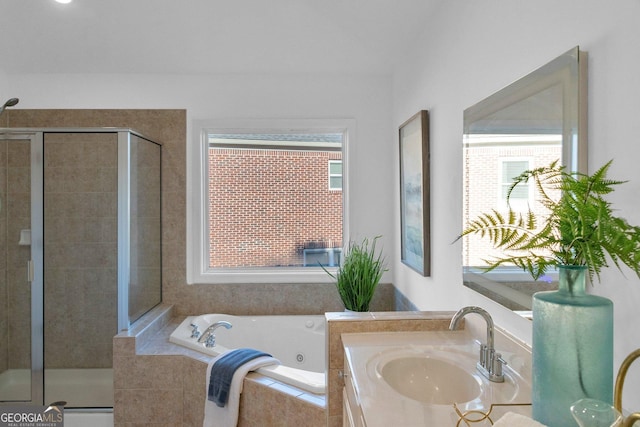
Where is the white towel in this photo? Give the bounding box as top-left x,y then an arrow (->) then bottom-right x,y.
492,412 -> 547,427
203,352 -> 280,427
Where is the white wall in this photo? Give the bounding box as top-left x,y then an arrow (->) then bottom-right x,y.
0,72 -> 7,99
392,0 -> 640,410
0,71 -> 11,114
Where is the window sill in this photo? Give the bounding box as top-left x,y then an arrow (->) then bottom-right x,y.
187,267 -> 338,285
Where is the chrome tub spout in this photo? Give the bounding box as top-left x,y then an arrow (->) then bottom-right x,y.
197,320 -> 232,348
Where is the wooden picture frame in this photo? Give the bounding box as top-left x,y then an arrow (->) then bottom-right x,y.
399,110 -> 430,276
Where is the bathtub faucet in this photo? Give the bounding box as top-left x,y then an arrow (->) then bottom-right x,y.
449,306 -> 506,383
197,321 -> 232,348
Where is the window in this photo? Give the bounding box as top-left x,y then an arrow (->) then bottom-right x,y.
500,159 -> 531,207
187,119 -> 353,284
328,160 -> 342,191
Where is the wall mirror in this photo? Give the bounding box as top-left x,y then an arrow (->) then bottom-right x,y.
462,47 -> 587,314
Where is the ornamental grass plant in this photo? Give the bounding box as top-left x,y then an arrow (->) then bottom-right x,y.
323,236 -> 387,312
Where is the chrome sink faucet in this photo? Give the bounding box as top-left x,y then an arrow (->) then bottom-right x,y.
197,320 -> 232,348
449,306 -> 506,383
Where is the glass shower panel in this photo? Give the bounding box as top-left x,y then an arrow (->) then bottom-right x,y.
43,132 -> 117,408
0,138 -> 32,402
128,135 -> 162,324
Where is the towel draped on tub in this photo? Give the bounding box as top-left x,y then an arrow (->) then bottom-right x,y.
204,348 -> 280,427
209,348 -> 273,407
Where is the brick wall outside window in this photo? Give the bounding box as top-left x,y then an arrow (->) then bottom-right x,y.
463,145 -> 560,266
208,147 -> 343,268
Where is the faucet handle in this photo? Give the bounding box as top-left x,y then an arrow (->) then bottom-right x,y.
479,343 -> 489,368
492,353 -> 507,378
203,334 -> 216,348
189,323 -> 201,339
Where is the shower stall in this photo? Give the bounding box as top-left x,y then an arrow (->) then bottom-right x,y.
0,128 -> 162,408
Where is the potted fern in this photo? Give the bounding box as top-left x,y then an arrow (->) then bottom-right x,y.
323,236 -> 387,312
458,159 -> 640,426
459,159 -> 640,281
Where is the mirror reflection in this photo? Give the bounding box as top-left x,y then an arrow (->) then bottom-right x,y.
462,47 -> 587,313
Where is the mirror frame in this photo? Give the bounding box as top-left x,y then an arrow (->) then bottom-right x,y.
462,47 -> 588,314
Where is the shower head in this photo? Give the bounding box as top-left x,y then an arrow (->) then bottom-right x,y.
0,98 -> 19,115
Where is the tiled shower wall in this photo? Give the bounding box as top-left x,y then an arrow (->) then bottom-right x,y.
43,132 -> 119,368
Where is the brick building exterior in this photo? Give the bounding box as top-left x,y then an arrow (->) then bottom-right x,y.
208,147 -> 343,268
463,144 -> 561,266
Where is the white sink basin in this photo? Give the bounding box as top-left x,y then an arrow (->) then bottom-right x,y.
379,355 -> 481,404
342,329 -> 532,427
367,346 -> 521,407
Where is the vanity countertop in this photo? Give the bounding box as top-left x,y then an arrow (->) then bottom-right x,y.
342,329 -> 533,426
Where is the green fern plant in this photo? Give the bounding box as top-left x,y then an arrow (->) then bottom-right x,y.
458,160 -> 640,282
322,236 -> 387,312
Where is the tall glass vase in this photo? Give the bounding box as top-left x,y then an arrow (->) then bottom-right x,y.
532,265 -> 614,427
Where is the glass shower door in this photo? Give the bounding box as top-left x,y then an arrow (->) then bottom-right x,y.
0,132 -> 43,404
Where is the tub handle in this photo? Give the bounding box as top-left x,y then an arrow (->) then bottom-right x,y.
203,334 -> 217,348
189,323 -> 201,339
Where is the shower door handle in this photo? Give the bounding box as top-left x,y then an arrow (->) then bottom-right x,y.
27,260 -> 34,282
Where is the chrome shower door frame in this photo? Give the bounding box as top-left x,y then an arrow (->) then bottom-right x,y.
30,131 -> 44,406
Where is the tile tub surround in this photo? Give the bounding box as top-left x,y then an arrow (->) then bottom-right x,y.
325,311 -> 456,427
113,304 -> 325,427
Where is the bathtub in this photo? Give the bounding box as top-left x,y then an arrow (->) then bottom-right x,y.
169,314 -> 326,394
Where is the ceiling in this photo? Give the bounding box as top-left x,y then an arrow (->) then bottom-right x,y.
0,0 -> 442,75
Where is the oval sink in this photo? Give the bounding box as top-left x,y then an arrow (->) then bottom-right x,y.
379,356 -> 481,405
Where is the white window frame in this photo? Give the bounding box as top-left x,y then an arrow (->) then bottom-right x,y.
328,160 -> 343,191
498,157 -> 532,210
187,118 -> 353,284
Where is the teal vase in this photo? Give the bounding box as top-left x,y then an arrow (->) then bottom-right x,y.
532,265 -> 613,427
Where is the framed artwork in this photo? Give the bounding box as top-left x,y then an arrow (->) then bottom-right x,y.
399,110 -> 430,276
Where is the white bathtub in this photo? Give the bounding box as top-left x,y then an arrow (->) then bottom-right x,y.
169,314 -> 326,394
